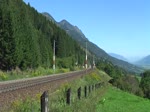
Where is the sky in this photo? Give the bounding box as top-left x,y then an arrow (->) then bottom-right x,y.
23,0 -> 150,61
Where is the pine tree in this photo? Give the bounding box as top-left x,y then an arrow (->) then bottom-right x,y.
0,6 -> 15,70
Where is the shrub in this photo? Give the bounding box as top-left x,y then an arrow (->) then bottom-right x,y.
10,97 -> 40,112
111,75 -> 142,96
0,71 -> 8,81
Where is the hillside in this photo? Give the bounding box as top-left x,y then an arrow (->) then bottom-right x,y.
42,12 -> 56,22
58,19 -> 143,74
58,20 -> 88,42
0,0 -> 85,70
97,87 -> 150,112
42,12 -> 143,74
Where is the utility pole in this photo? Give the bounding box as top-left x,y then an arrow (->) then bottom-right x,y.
93,55 -> 95,68
53,40 -> 55,73
85,41 -> 88,69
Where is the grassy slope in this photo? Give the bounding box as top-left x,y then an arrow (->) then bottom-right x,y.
4,69 -> 150,112
96,87 -> 150,112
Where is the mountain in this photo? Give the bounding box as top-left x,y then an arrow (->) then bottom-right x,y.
42,12 -> 143,74
57,19 -> 111,57
42,12 -> 56,22
109,53 -> 128,62
58,20 -> 88,42
135,55 -> 150,69
57,19 -> 142,73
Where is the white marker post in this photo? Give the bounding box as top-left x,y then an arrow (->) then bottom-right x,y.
53,40 -> 55,73
93,55 -> 95,68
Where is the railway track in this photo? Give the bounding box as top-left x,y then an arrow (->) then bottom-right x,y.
0,69 -> 92,94
0,69 -> 93,111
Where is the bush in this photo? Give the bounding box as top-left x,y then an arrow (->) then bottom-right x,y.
69,66 -> 75,71
0,71 -> 8,81
84,71 -> 101,84
10,97 -> 40,112
111,75 -> 142,96
58,68 -> 69,73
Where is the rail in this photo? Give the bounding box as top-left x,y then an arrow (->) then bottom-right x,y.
0,69 -> 93,94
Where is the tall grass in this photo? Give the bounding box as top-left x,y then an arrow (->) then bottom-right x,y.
3,95 -> 41,112
0,67 -> 71,81
48,69 -> 106,112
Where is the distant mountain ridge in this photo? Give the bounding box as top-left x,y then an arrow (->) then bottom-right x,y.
135,55 -> 150,68
109,53 -> 128,62
42,12 -> 143,73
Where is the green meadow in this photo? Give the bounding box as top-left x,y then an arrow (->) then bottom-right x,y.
96,87 -> 150,112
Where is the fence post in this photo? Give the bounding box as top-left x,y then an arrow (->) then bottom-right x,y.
84,86 -> 87,98
78,87 -> 81,100
99,83 -> 101,88
89,85 -> 91,93
95,84 -> 97,89
41,91 -> 49,112
92,85 -> 94,91
66,88 -> 71,105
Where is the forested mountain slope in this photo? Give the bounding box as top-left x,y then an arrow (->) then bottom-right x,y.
42,13 -> 143,74
57,20 -> 143,73
0,0 -> 85,70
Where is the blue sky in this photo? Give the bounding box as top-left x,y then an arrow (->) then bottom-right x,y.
23,0 -> 150,60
